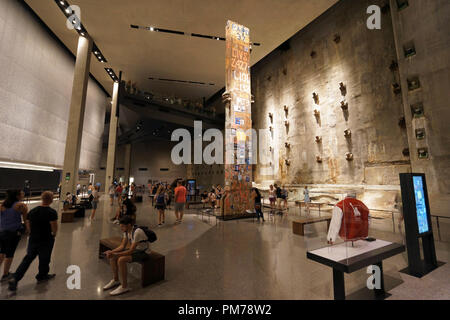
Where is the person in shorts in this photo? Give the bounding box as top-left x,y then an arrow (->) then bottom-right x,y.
0,190 -> 28,282
103,216 -> 149,296
268,184 -> 276,213
174,180 -> 187,224
90,186 -> 100,221
155,185 -> 167,226
108,183 -> 115,206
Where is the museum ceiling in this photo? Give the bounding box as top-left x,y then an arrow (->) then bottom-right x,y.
24,0 -> 337,100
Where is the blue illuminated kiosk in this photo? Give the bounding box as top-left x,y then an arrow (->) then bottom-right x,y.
399,173 -> 442,277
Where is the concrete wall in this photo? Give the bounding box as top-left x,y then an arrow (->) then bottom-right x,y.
251,0 -> 412,208
0,0 -> 106,171
97,140 -> 187,186
390,0 -> 450,216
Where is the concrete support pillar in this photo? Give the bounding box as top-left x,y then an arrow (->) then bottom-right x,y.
61,36 -> 92,198
105,81 -> 119,189
123,143 -> 132,184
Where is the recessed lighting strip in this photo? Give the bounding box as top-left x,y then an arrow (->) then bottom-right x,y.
105,68 -> 119,83
54,0 -> 108,63
0,161 -> 58,172
148,77 -> 215,86
131,24 -> 261,46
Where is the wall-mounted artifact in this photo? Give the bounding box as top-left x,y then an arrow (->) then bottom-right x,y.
389,60 -> 399,72
269,126 -> 273,132
285,142 -> 291,149
340,101 -> 348,111
314,109 -> 321,117
402,148 -> 410,157
333,34 -> 341,44
392,83 -> 402,95
285,159 -> 291,166
415,128 -> 425,140
284,120 -> 289,127
282,68 -> 287,76
315,136 -> 322,143
404,42 -> 416,58
339,82 -> 347,96
398,116 -> 406,129
269,146 -> 273,152
268,112 -> 273,122
313,92 -> 320,104
396,0 -> 409,11
418,148 -> 429,159
407,77 -> 421,91
284,105 -> 289,113
345,152 -> 354,161
310,51 -> 317,58
316,155 -> 323,163
344,129 -> 352,138
411,103 -> 424,118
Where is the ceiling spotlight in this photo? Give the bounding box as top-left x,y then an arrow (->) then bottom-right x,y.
94,51 -> 98,54
72,19 -> 76,24
59,1 -> 65,5
76,25 -> 82,30
150,27 -> 154,31
65,8 -> 71,14
80,32 -> 85,36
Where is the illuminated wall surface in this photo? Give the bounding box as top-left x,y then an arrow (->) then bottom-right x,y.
0,0 -> 106,171
224,20 -> 252,215
251,0 -> 450,216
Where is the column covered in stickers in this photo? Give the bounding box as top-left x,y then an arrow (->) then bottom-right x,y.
224,20 -> 252,216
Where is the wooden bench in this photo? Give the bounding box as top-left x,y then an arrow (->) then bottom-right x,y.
61,209 -> 76,223
295,201 -> 327,216
292,216 -> 332,236
99,237 -> 165,287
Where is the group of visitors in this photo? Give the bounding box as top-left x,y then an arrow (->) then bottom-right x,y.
154,180 -> 187,226
268,184 -> 288,213
0,190 -> 57,292
200,185 -> 223,208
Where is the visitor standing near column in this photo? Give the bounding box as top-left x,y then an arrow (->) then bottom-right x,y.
303,186 -> 311,216
251,188 -> 264,222
9,191 -> 57,292
155,185 -> 167,226
281,185 -> 288,210
274,184 -> 282,213
0,190 -> 28,282
90,186 -> 100,221
76,183 -> 81,197
268,185 -> 276,213
174,180 -> 187,224
108,183 -> 115,206
115,183 -> 123,206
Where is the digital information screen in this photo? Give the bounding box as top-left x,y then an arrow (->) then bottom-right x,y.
413,175 -> 430,234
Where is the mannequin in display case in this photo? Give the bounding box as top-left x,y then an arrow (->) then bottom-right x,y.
327,192 -> 369,245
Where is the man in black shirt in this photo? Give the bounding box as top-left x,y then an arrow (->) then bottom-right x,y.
9,191 -> 58,292
274,184 -> 283,213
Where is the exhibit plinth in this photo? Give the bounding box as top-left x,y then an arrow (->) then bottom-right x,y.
307,239 -> 405,300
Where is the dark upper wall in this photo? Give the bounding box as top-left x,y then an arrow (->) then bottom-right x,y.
251,0 -> 410,186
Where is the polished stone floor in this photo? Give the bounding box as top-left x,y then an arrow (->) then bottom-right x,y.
1,196 -> 449,300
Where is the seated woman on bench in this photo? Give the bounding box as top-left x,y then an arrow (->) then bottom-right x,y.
111,195 -> 136,224
103,216 -> 149,296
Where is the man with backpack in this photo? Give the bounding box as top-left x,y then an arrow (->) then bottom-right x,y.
103,216 -> 156,296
